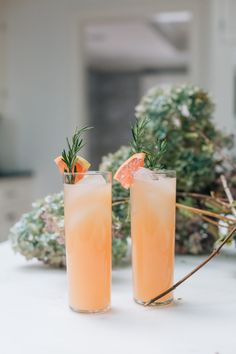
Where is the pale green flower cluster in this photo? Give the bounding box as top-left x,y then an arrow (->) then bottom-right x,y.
10,192 -> 66,267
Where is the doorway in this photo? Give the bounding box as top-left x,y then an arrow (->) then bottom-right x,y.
83,14 -> 191,167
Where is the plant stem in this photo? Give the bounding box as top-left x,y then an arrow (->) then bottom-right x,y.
176,203 -> 236,223
112,198 -> 129,207
144,225 -> 236,306
177,191 -> 228,206
220,174 -> 236,217
177,192 -> 214,200
200,215 -> 227,228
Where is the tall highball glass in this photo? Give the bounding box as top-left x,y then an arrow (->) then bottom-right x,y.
64,171 -> 112,313
130,170 -> 176,306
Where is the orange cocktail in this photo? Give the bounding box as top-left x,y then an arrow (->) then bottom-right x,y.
64,172 -> 112,313
130,169 -> 176,305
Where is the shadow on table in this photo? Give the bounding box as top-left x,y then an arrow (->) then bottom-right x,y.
14,262 -> 65,274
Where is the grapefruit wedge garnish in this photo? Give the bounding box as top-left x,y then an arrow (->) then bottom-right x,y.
54,155 -> 90,183
114,152 -> 145,189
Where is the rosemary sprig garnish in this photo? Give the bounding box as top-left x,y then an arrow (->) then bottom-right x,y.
62,126 -> 92,173
145,139 -> 167,169
130,117 -> 149,154
130,117 -> 167,169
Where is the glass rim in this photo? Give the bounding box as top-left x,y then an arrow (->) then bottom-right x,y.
151,169 -> 176,175
133,169 -> 176,179
63,171 -> 111,176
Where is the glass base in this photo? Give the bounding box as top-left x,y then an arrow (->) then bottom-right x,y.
134,297 -> 173,307
69,304 -> 110,314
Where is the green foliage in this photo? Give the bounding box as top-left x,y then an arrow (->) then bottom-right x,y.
100,84 -> 235,254
135,84 -> 233,192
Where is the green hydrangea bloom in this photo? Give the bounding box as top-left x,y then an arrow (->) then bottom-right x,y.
100,84 -> 234,254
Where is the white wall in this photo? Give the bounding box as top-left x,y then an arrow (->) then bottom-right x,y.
0,0 -> 7,116
4,0 -> 79,198
207,0 -> 236,137
2,0 -> 235,200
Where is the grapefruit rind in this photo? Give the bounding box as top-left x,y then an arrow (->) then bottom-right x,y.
114,152 -> 145,189
54,155 -> 91,183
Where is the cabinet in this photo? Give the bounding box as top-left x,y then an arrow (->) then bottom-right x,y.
0,177 -> 33,242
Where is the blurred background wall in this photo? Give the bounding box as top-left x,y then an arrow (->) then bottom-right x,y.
0,0 -> 236,203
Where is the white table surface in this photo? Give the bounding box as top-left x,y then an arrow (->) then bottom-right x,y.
0,241 -> 236,354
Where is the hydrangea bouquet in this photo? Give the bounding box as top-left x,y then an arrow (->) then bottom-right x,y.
9,84 -> 236,267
